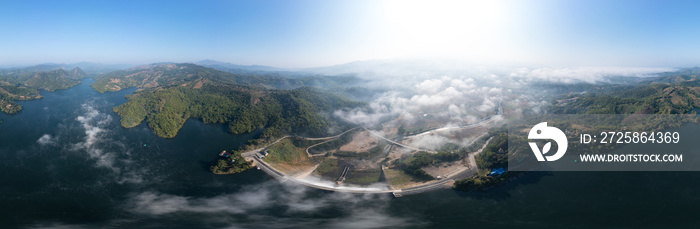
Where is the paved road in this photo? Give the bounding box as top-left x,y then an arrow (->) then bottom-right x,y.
252,156 -> 287,181
368,100 -> 502,153
406,98 -> 502,138
390,136 -> 495,195
450,136 -> 493,180
243,127 -> 360,158
299,127 -> 359,141
305,138 -> 335,157
239,103 -> 502,196
406,114 -> 501,138
247,136 -> 496,196
398,178 -> 453,195
241,136 -> 290,158
252,156 -> 399,193
468,136 -> 493,169
365,128 -> 437,153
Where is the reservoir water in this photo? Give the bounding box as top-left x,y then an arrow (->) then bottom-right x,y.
2,79 -> 700,228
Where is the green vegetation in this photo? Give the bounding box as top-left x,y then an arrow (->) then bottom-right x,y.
334,150 -> 379,159
289,137 -> 326,148
0,66 -> 85,114
91,63 -> 238,93
314,158 -> 340,178
454,133 -> 518,192
390,148 -> 462,181
395,152 -> 436,181
0,94 -> 22,114
453,71 -> 700,192
91,63 -> 364,93
384,168 -> 411,187
1,68 -> 85,91
313,158 -> 382,185
453,171 -> 520,191
549,81 -> 700,115
264,138 -> 308,164
210,151 -> 252,174
95,63 -> 362,138
97,64 -> 370,175
344,169 -> 382,185
113,84 -> 360,138
332,139 -> 387,159
399,126 -> 431,136
22,69 -> 83,91
475,133 -> 508,170
308,128 -> 361,154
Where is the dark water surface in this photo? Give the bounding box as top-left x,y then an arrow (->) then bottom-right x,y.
1,79 -> 700,228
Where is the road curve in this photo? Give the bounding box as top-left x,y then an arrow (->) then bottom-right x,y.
240,117 -> 498,195
364,128 -> 437,153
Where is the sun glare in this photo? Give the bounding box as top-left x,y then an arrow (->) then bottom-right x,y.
377,0 -> 507,60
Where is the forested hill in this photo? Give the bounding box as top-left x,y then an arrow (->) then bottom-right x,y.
20,68 -> 86,91
95,63 -> 364,138
547,68 -> 700,115
0,67 -> 86,91
91,63 -> 363,93
0,66 -> 86,114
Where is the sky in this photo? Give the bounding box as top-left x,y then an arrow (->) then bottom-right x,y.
1,0 -> 700,68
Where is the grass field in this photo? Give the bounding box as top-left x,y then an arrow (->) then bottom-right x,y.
385,168 -> 416,189
264,138 -> 308,164
344,169 -> 382,185
313,158 -> 340,179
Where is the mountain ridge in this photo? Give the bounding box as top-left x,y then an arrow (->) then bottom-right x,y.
0,66 -> 88,114
93,62 -> 363,138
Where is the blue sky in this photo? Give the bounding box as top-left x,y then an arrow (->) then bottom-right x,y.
1,0 -> 699,68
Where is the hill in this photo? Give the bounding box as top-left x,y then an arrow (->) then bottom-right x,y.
91,63 -> 364,93
17,68 -> 85,91
0,66 -> 87,114
94,63 -> 364,138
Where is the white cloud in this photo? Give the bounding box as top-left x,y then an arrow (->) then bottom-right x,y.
334,71 -> 507,128
489,87 -> 502,94
407,134 -> 453,151
333,64 -> 665,133
477,97 -> 496,112
450,78 -> 475,90
37,134 -> 55,145
69,103 -> 144,184
125,181 -> 423,229
415,79 -> 443,94
72,104 -> 115,170
511,67 -> 673,83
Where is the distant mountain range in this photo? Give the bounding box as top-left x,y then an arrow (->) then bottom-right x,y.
91,63 -> 364,93
195,59 -> 285,72
1,62 -> 133,76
